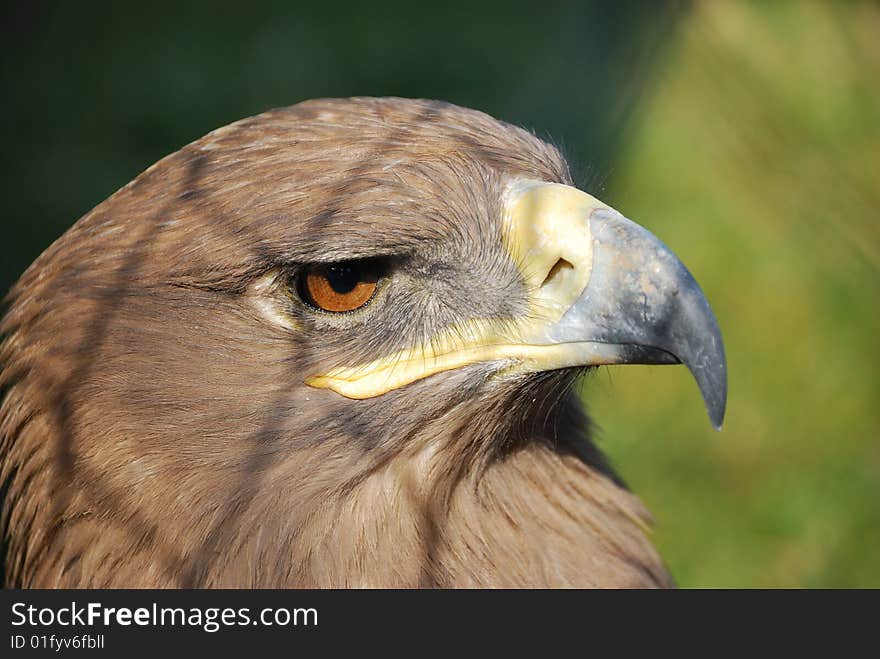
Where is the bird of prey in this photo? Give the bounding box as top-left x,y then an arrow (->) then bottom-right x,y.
0,97 -> 725,588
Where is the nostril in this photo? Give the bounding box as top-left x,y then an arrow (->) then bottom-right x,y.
541,258 -> 574,288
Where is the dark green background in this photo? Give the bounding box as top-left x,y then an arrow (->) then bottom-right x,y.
2,1 -> 878,586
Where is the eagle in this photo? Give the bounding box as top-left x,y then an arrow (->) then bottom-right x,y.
0,97 -> 725,588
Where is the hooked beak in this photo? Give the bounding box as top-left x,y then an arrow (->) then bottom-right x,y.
542,204 -> 727,428
502,180 -> 727,428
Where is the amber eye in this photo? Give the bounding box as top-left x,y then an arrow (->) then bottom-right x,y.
296,261 -> 381,313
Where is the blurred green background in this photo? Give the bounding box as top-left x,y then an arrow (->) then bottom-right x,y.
1,1 -> 877,586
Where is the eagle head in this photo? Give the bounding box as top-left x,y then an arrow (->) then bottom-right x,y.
0,98 -> 725,587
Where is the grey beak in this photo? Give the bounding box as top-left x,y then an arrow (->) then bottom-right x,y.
547,208 -> 728,429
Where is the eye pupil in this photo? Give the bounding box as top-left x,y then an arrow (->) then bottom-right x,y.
326,266 -> 359,294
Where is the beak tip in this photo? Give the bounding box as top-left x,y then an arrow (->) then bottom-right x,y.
700,364 -> 727,431
686,339 -> 727,431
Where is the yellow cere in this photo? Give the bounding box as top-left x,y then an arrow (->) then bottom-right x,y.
306,181 -> 610,399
